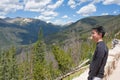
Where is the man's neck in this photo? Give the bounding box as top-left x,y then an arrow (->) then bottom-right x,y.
97,38 -> 103,43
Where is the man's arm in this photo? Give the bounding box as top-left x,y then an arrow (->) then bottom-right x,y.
89,46 -> 105,78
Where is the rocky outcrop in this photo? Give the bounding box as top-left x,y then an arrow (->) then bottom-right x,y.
103,40 -> 120,80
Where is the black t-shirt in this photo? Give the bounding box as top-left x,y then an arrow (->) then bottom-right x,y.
88,41 -> 108,80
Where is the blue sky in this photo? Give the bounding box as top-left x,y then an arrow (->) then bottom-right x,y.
0,0 -> 120,25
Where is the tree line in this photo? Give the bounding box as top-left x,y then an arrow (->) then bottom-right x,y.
0,28 -> 106,80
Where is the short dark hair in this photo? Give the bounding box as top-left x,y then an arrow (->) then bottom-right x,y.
92,26 -> 105,37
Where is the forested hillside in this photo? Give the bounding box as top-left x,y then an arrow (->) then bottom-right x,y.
0,17 -> 61,48
0,14 -> 120,80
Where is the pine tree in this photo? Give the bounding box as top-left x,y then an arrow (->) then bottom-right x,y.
23,52 -> 31,80
0,47 -> 19,80
32,27 -> 52,80
9,47 -> 19,80
0,50 -> 4,80
52,45 -> 73,74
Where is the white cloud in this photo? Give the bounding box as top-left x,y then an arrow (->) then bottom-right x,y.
0,0 -> 23,16
68,0 -> 88,9
41,11 -> 58,17
47,0 -> 64,9
62,15 -> 68,18
25,0 -> 64,22
0,12 -> 6,16
77,4 -> 96,16
24,0 -> 63,12
103,0 -> 120,5
91,0 -> 120,5
24,0 -> 51,12
68,0 -> 76,8
91,0 -> 102,4
48,19 -> 68,25
113,10 -> 120,14
66,20 -> 74,25
49,19 -> 65,25
35,15 -> 54,21
101,13 -> 109,15
0,15 -> 5,19
113,11 -> 117,14
48,19 -> 74,26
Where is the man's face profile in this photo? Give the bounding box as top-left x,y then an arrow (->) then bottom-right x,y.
91,29 -> 101,42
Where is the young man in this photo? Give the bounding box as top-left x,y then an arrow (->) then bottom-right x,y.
88,26 -> 108,80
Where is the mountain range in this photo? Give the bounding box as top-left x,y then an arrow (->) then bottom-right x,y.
0,14 -> 120,48
45,14 -> 120,45
0,17 -> 61,48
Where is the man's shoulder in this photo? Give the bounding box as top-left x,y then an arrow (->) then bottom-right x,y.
97,42 -> 108,52
97,41 -> 106,48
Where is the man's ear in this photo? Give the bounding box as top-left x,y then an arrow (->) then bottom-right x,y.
99,33 -> 102,37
